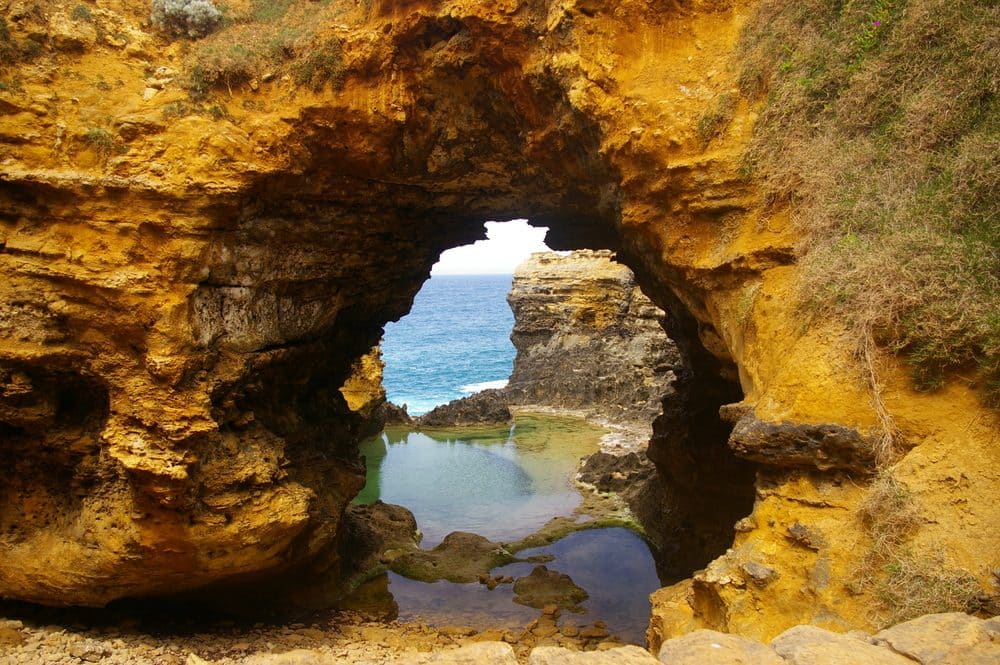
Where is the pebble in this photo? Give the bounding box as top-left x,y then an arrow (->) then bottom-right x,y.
579,627 -> 610,639
560,624 -> 579,638
0,608 -> 629,665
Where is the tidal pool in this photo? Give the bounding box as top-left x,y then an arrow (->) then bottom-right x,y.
347,413 -> 664,644
355,414 -> 606,546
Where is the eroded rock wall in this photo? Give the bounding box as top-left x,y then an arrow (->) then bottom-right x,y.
0,0 -> 996,641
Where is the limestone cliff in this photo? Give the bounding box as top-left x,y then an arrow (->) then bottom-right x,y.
417,249 -> 683,431
506,250 -> 680,427
0,0 -> 996,643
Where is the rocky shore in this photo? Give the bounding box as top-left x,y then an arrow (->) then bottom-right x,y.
0,604 -> 635,665
2,611 -> 996,665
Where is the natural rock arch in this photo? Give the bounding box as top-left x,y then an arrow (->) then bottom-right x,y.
1,0 -> 996,641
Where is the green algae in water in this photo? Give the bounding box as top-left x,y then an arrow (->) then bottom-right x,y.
355,414 -> 606,547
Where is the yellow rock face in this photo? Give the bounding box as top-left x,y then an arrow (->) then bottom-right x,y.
0,0 -> 996,640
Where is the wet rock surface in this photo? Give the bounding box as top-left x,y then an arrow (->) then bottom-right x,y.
577,452 -> 655,494
338,501 -> 422,585
380,402 -> 415,426
389,532 -> 520,585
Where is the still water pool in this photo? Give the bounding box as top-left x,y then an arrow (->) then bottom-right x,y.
356,414 -> 605,546
347,413 -> 664,644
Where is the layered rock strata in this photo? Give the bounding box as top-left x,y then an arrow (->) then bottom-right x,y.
505,250 -> 681,427
0,0 -> 996,643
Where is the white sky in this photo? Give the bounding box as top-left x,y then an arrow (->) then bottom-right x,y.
431,220 -> 554,275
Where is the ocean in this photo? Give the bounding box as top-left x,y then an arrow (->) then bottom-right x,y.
380,274 -> 516,415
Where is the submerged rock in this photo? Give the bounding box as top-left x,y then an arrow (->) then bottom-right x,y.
389,532 -> 518,584
512,565 -> 588,611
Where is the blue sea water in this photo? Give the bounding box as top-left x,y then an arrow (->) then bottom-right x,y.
381,274 -> 516,415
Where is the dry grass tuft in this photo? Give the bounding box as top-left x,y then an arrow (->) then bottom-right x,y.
736,0 -> 1000,408
857,471 -> 922,558
875,555 -> 982,626
854,470 -> 986,627
183,0 -> 355,98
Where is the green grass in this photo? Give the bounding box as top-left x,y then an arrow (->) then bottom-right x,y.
184,0 -> 349,98
250,0 -> 296,22
736,0 -> 1000,406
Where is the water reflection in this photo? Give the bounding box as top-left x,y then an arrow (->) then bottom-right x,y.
348,414 -> 663,645
355,414 -> 604,546
339,527 -> 660,644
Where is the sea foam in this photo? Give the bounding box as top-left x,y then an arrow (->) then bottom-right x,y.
459,379 -> 509,394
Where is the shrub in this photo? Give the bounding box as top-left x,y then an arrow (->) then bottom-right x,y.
292,37 -> 345,91
84,127 -> 125,160
71,5 -> 94,22
735,0 -> 1000,407
0,16 -> 43,66
151,0 -> 223,39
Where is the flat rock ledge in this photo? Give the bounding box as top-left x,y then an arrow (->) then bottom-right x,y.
0,612 -> 996,664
